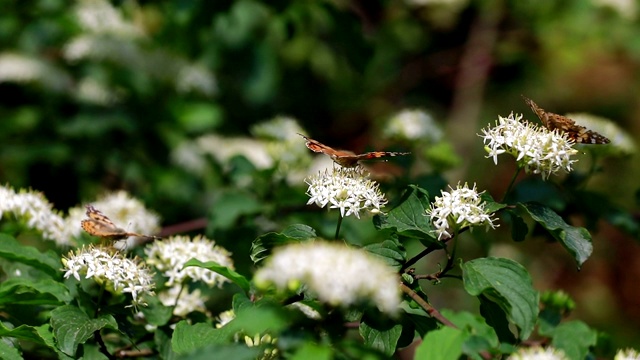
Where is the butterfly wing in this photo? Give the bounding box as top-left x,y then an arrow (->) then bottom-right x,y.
522,95 -> 610,144
82,205 -> 160,240
298,133 -> 361,167
351,151 -> 412,162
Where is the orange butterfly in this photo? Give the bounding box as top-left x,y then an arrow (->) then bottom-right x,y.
522,95 -> 610,144
298,133 -> 410,168
81,205 -> 161,241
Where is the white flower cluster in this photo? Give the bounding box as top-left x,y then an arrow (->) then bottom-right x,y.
0,185 -> 68,245
305,166 -> 387,218
254,241 -> 401,315
0,53 -> 71,92
244,333 -> 278,360
480,113 -> 579,180
426,183 -> 498,240
252,117 -> 313,183
384,109 -> 443,143
157,286 -> 208,317
144,235 -> 234,287
616,348 -> 640,360
62,245 -> 155,307
508,346 -> 568,360
65,190 -> 161,248
64,0 -> 216,98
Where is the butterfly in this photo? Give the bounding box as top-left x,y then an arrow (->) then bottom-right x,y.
298,133 -> 410,168
522,95 -> 610,144
81,205 -> 161,241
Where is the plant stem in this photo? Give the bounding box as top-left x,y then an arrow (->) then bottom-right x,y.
399,283 -> 457,328
334,213 -> 343,240
501,167 -> 522,202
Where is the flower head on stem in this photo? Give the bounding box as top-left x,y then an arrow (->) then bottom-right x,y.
426,182 -> 498,241
254,240 -> 401,315
305,166 -> 387,219
62,245 -> 155,307
508,346 -> 568,360
479,113 -> 579,180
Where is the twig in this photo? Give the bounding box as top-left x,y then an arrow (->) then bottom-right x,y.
399,283 -> 457,328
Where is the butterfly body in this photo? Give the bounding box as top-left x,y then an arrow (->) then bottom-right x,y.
81,205 -> 160,240
522,95 -> 610,144
298,133 -> 410,167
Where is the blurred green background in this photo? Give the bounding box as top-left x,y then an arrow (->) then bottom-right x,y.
1,0 -> 639,351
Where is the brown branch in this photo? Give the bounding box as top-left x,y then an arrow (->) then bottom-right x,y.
399,283 -> 457,328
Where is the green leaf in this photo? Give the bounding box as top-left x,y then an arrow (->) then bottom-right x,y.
35,324 -> 74,360
184,259 -> 250,293
290,342 -> 333,360
375,185 -> 436,244
551,321 -> 598,360
210,190 -> 262,230
363,238 -> 406,271
172,321 -> 228,354
479,296 -> 516,344
232,293 -> 254,313
0,322 -> 43,344
440,309 -> 499,349
415,327 -> 468,360
518,202 -> 593,268
250,225 -> 313,263
506,210 -> 528,242
462,257 -> 539,340
50,305 -> 118,357
400,301 -> 439,337
480,192 -> 508,215
138,296 -> 174,327
0,278 -> 71,305
0,340 -> 22,360
183,344 -> 260,360
173,102 -> 223,133
155,328 -> 177,360
359,315 -> 403,357
227,304 -> 289,336
281,224 -> 317,239
0,235 -> 61,277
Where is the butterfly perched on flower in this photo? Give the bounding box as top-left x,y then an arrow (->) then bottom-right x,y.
81,205 -> 161,241
522,95 -> 610,144
298,133 -> 410,168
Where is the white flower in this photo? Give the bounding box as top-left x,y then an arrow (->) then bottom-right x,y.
305,166 -> 387,219
384,109 -> 443,143
196,134 -> 273,170
175,63 -> 217,96
145,235 -> 234,287
251,117 -> 313,183
64,190 -> 160,248
508,346 -> 569,360
616,348 -> 640,360
480,113 -> 579,180
254,241 -> 401,315
62,245 -> 155,307
158,286 -> 208,317
0,53 -> 71,92
215,309 -> 236,328
426,182 -> 498,240
74,0 -> 143,38
287,302 -> 322,320
0,185 -> 68,245
75,77 -> 121,105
